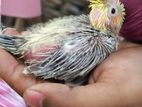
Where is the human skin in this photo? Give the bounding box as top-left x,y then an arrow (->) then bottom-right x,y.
0,29 -> 142,107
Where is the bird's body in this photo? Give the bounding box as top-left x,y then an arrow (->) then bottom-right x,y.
0,15 -> 118,84
0,0 -> 125,84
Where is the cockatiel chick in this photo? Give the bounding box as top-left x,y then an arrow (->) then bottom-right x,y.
0,0 -> 125,85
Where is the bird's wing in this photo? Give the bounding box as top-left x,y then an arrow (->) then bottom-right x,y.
19,15 -> 92,54
25,30 -> 118,84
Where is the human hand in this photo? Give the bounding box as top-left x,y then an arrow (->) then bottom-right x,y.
1,29 -> 142,107
22,42 -> 142,107
0,28 -> 40,95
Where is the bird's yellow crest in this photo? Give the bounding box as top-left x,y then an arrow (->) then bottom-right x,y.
89,0 -> 125,34
90,0 -> 104,8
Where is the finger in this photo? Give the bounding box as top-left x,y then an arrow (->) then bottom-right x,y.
3,28 -> 20,35
24,83 -> 71,107
0,49 -> 38,95
23,81 -> 128,107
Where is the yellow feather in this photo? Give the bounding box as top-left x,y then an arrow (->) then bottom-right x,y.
89,0 -> 125,34
89,0 -> 104,9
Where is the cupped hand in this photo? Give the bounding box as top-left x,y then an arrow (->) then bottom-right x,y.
23,42 -> 142,107
1,29 -> 142,107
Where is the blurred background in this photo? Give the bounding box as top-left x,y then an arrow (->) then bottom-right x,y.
1,0 -> 89,32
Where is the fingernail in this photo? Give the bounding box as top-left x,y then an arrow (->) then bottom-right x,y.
24,90 -> 43,107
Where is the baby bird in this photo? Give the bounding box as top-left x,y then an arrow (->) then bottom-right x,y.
0,0 -> 125,85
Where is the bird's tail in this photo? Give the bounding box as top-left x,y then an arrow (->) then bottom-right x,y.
0,34 -> 26,55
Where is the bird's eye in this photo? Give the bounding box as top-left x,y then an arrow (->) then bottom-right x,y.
111,8 -> 116,14
108,5 -> 117,16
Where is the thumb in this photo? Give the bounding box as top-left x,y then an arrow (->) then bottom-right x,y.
23,83 -> 71,107
23,82 -> 124,107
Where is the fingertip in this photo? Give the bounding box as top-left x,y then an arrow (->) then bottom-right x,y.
24,89 -> 44,107
2,28 -> 19,35
24,83 -> 71,106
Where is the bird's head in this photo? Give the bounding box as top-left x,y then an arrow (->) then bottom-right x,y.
89,0 -> 125,34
